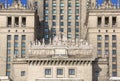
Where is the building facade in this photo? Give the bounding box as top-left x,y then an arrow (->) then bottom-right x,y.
12,35 -> 96,81
0,0 -> 120,81
27,0 -> 91,40
0,0 -> 35,78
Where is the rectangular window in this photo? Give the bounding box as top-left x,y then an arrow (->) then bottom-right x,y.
14,42 -> 18,47
60,22 -> 64,26
68,34 -> 72,39
21,71 -> 26,76
53,15 -> 56,20
7,57 -> 11,62
14,35 -> 18,40
60,3 -> 64,7
68,3 -> 72,7
97,43 -> 101,48
75,28 -> 79,32
112,17 -> 116,26
98,17 -> 101,26
68,9 -> 72,14
76,9 -> 79,14
21,49 -> 25,55
60,15 -> 64,20
76,22 -> 79,26
45,69 -> 51,75
112,50 -> 116,55
97,50 -> 102,54
51,28 -> 56,32
105,43 -> 109,47
21,42 -> 25,47
7,42 -> 11,48
105,35 -> 109,40
6,71 -> 10,76
15,17 -> 19,27
7,35 -> 11,40
112,64 -> 117,69
7,17 -> 12,27
112,43 -> 116,48
112,72 -> 117,77
112,35 -> 116,40
45,2 -> 48,7
60,9 -> 64,14
68,15 -> 72,20
14,49 -> 18,55
60,28 -> 64,32
52,22 -> 56,26
22,17 -> 26,27
105,50 -> 109,55
112,57 -> 116,62
22,35 -> 26,40
105,17 -> 109,25
76,15 -> 79,20
6,64 -> 10,69
68,22 -> 71,26
68,28 -> 71,32
7,49 -> 11,54
45,9 -> 48,14
69,69 -> 75,75
97,35 -> 102,40
75,34 -> 79,38
57,69 -> 63,75
52,3 -> 56,7
52,9 -> 56,14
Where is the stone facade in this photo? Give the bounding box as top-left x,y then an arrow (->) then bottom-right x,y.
12,35 -> 96,81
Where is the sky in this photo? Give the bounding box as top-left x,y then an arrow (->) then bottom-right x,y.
0,0 -> 27,5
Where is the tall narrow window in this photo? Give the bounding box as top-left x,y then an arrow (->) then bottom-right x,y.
7,17 -> 12,27
15,17 -> 19,27
105,17 -> 109,26
98,17 -> 101,26
22,17 -> 26,27
22,35 -> 26,40
112,17 -> 116,26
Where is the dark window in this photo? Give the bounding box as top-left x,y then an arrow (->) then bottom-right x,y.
97,35 -> 102,40
22,17 -> 26,26
21,71 -> 26,76
112,64 -> 117,69
53,15 -> 56,20
14,35 -> 18,40
7,35 -> 11,40
112,72 -> 117,77
60,28 -> 64,32
7,17 -> 12,27
69,69 -> 75,75
112,43 -> 116,48
98,17 -> 101,26
57,69 -> 63,75
60,22 -> 64,26
68,28 -> 71,32
22,35 -> 26,40
112,17 -> 116,26
97,43 -> 101,48
112,35 -> 116,40
45,69 -> 51,75
105,17 -> 109,25
105,35 -> 109,40
52,22 -> 56,26
15,17 -> 19,27
105,43 -> 109,47
112,50 -> 116,55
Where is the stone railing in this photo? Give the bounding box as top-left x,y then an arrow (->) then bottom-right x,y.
36,78 -> 84,81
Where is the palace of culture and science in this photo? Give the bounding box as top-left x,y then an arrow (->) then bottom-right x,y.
0,0 -> 120,81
